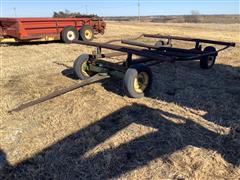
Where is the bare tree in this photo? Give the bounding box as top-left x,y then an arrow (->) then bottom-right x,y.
184,10 -> 201,23
53,9 -> 98,18
191,10 -> 200,16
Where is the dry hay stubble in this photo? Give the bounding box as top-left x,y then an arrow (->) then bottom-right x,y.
0,22 -> 240,179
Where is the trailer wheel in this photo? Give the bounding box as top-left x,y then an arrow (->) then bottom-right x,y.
154,40 -> 165,48
61,26 -> 79,43
123,65 -> 152,98
79,25 -> 94,41
73,54 -> 95,80
200,46 -> 217,69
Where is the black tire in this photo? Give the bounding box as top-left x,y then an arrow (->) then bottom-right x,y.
73,54 -> 95,80
123,65 -> 153,98
61,26 -> 79,43
200,46 -> 217,69
154,40 -> 165,48
79,25 -> 94,41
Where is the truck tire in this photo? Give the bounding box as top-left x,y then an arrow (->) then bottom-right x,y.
123,65 -> 152,98
200,46 -> 217,69
61,26 -> 79,43
73,54 -> 95,80
79,25 -> 94,41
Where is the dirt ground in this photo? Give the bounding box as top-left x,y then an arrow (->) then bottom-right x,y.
1,22 -> 240,179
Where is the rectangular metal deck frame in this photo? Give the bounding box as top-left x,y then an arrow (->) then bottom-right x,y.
143,34 -> 236,47
9,34 -> 236,111
73,33 -> 235,65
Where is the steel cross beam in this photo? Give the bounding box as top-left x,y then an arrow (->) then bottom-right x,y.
72,40 -> 173,62
143,34 -> 236,47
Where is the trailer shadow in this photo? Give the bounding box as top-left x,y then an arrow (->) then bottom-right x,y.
1,103 -> 239,179
100,62 -> 240,128
61,67 -> 125,95
0,40 -> 62,46
148,62 -> 240,128
61,68 -> 79,80
60,62 -> 240,129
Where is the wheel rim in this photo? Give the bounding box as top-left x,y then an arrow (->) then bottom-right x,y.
207,56 -> 215,66
133,72 -> 149,93
81,61 -> 90,77
84,29 -> 93,40
67,31 -> 75,41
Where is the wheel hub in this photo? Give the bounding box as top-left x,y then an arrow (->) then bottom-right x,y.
81,61 -> 90,77
67,31 -> 75,41
208,56 -> 215,66
85,30 -> 93,40
133,72 -> 149,93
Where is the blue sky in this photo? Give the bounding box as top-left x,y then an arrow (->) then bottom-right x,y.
1,0 -> 239,17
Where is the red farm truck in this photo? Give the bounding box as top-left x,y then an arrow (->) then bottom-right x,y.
0,16 -> 106,43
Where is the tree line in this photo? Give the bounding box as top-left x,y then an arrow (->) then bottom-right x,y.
53,9 -> 99,18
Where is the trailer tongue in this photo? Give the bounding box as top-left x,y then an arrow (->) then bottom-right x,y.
9,74 -> 110,113
9,34 -> 235,112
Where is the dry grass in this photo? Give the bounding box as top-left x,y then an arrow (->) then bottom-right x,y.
0,21 -> 240,179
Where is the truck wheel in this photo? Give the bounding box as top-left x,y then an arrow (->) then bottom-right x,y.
79,25 -> 94,41
123,65 -> 152,98
200,46 -> 217,69
61,26 -> 79,43
73,54 -> 95,80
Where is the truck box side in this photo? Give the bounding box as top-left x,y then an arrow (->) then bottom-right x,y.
0,18 -> 21,39
0,17 -> 106,40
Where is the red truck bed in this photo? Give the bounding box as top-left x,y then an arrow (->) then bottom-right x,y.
0,17 -> 106,42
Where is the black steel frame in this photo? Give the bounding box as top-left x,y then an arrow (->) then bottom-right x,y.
72,34 -> 235,70
8,34 -> 236,112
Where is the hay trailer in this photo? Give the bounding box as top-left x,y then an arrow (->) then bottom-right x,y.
0,16 -> 106,43
72,34 -> 235,98
10,34 -> 235,112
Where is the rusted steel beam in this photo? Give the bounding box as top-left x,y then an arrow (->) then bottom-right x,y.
121,40 -> 201,58
121,40 -> 156,49
102,52 -> 127,58
94,60 -> 127,72
143,34 -> 236,47
72,40 -> 173,61
156,46 -> 202,54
